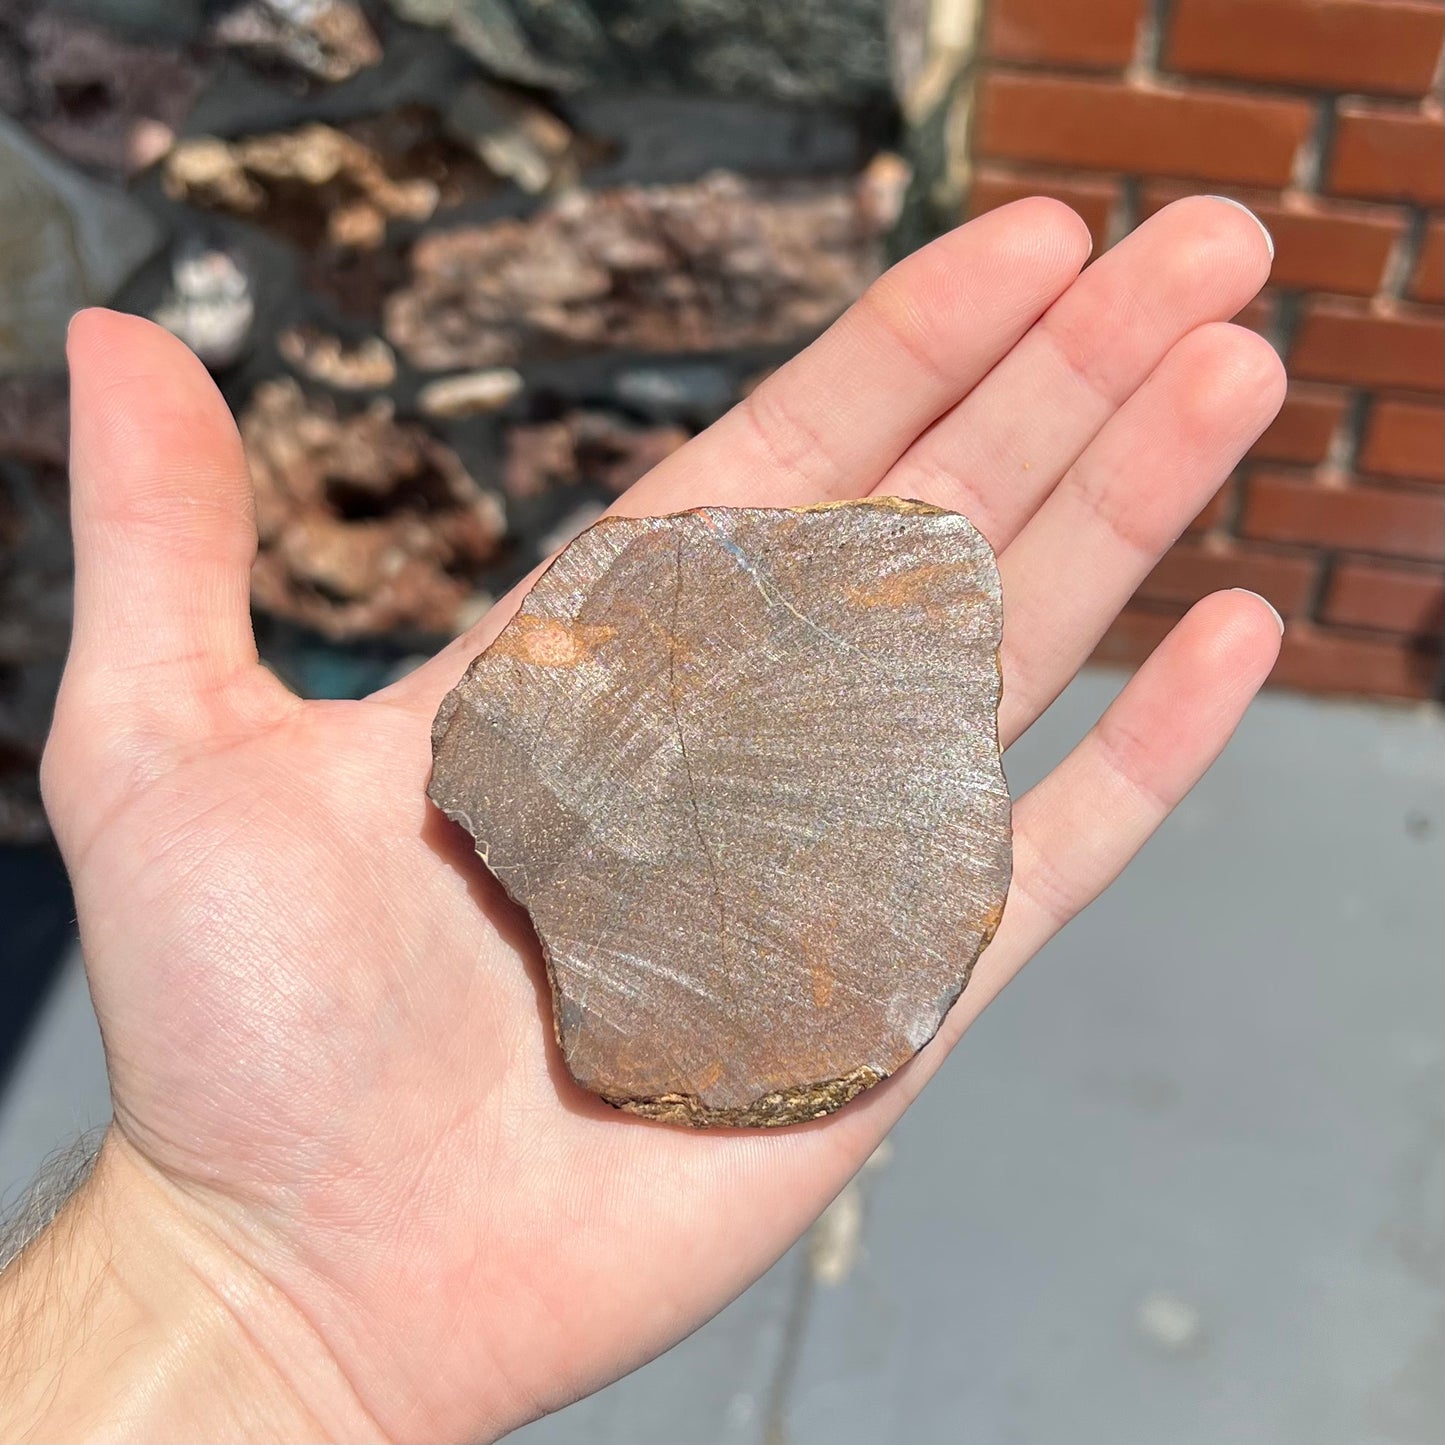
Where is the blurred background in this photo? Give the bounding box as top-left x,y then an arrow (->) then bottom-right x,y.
0,2 -> 1441,1441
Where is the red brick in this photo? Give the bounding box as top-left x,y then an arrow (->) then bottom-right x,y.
987,0 -> 1146,68
1360,397 -> 1445,482
1249,383 -> 1349,464
1138,540 -> 1318,614
1271,621 -> 1440,697
1140,184 -> 1406,296
1324,557 -> 1445,633
967,166 -> 1119,253
1186,479 -> 1232,534
1241,471 -> 1445,561
1328,103 -> 1445,206
1290,300 -> 1445,392
1167,0 -> 1445,98
1412,218 -> 1444,305
976,72 -> 1314,186
1232,293 -> 1277,342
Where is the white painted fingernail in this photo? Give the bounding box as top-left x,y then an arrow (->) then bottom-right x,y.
1229,588 -> 1285,634
1204,196 -> 1274,260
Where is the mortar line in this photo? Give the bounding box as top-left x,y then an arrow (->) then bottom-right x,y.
1134,0 -> 1170,77
1327,389 -> 1371,478
1381,210 -> 1427,303
1293,96 -> 1336,193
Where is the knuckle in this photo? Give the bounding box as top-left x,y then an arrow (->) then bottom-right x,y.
738,379 -> 843,490
856,268 -> 957,385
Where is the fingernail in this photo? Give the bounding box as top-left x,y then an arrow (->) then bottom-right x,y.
1204,196 -> 1274,260
1229,588 -> 1285,634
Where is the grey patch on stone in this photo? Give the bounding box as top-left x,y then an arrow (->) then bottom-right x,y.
385,0 -> 581,89
568,94 -> 863,187
51,0 -> 205,41
151,238 -> 256,369
444,80 -> 576,194
613,364 -> 734,421
211,0 -> 383,84
0,116 -> 163,374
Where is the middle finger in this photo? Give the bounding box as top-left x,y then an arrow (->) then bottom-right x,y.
873,195 -> 1274,550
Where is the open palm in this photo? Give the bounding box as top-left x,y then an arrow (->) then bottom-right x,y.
41,197 -> 1283,1441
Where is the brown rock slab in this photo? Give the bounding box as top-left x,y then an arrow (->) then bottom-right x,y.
501,411 -> 690,501
241,379 -> 504,639
6,6 -> 205,177
164,108 -> 493,253
384,172 -> 893,371
429,499 -> 1011,1127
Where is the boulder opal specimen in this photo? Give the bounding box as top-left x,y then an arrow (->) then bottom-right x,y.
428,498 -> 1011,1126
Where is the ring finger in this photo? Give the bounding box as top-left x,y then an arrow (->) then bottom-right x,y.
995,321 -> 1286,743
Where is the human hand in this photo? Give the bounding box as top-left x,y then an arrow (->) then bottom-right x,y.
4,197 -> 1283,1442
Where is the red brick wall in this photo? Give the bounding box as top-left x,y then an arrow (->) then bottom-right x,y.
967,0 -> 1445,699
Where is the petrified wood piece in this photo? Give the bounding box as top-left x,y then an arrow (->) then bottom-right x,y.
429,499 -> 1011,1126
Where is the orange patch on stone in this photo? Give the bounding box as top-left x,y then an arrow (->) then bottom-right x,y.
802,933 -> 835,1009
489,615 -> 616,667
848,563 -> 982,616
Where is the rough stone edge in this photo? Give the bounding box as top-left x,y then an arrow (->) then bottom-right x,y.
608,1064 -> 886,1128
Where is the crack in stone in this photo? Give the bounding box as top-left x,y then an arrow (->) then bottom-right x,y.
669,531 -> 729,975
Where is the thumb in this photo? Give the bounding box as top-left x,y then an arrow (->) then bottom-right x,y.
44,311 -> 287,826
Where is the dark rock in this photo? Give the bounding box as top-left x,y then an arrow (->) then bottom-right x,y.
210,0 -> 382,85
241,378 -> 506,638
41,0 -> 204,42
567,94 -> 863,188
0,115 -> 164,372
612,363 -> 734,421
428,499 -> 1011,1126
444,79 -> 585,194
304,243 -> 410,320
0,2 -> 205,176
0,375 -> 71,843
385,171 -> 893,371
0,373 -> 68,468
386,0 -> 578,90
385,0 -> 892,107
164,106 -> 494,252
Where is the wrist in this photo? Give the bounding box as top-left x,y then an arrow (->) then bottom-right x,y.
0,1131 -> 384,1443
